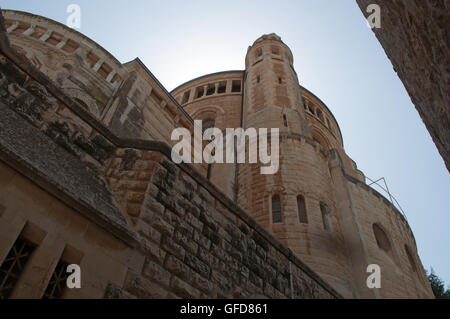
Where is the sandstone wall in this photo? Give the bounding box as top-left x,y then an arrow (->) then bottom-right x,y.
356,0 -> 450,171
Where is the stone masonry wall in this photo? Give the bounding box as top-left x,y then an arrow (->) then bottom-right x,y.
356,0 -> 450,171
105,148 -> 340,298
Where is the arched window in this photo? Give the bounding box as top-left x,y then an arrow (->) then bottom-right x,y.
405,245 -> 417,272
202,118 -> 215,134
320,203 -> 330,231
272,195 -> 282,223
373,224 -> 392,252
297,195 -> 308,224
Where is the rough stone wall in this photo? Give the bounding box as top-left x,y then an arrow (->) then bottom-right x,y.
356,0 -> 450,171
105,148 -> 340,299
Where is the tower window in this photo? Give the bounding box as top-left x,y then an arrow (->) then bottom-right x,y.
320,203 -> 330,231
373,224 -> 391,252
272,195 -> 282,223
42,259 -> 70,299
297,195 -> 308,224
182,91 -> 190,104
278,77 -> 283,84
202,118 -> 215,134
256,75 -> 260,84
283,114 -> 288,127
0,237 -> 36,299
206,84 -> 215,96
217,82 -> 226,94
232,80 -> 241,93
195,87 -> 204,99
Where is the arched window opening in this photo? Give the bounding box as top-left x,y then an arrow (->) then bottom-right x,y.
405,245 -> 417,272
272,195 -> 282,224
320,203 -> 330,231
202,118 -> 215,135
297,195 -> 308,224
373,224 -> 392,252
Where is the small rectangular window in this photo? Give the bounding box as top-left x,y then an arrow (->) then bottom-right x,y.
206,84 -> 215,96
272,195 -> 282,223
232,80 -> 241,93
0,237 -> 36,299
217,81 -> 226,94
297,195 -> 308,224
195,87 -> 204,99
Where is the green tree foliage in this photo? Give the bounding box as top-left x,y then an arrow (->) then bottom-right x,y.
428,268 -> 450,299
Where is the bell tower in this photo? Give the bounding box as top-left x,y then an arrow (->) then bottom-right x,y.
243,33 -> 310,136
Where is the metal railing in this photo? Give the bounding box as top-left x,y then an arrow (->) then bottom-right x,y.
365,176 -> 408,222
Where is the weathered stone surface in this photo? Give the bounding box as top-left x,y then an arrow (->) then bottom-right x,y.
356,0 -> 450,171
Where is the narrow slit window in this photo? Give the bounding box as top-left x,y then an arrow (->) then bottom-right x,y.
297,195 -> 308,224
42,259 -> 70,299
272,195 -> 282,223
0,237 -> 36,299
283,114 -> 288,127
320,203 -> 330,231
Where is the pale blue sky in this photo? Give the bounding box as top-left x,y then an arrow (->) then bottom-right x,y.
2,1 -> 449,285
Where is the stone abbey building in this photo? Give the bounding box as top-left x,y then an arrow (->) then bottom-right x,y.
0,9 -> 433,299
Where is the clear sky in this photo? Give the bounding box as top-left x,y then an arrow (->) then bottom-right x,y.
2,1 -> 449,285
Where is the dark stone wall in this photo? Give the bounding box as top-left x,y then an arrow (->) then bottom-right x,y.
356,0 -> 450,171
